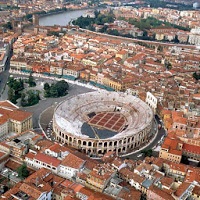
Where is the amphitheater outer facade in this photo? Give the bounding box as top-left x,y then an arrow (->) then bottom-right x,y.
53,91 -> 154,157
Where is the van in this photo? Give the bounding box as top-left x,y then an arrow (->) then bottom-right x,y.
137,153 -> 143,158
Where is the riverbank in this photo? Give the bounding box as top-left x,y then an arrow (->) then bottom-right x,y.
39,8 -> 92,26
38,7 -> 90,19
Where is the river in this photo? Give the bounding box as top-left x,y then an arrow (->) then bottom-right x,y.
39,9 -> 89,26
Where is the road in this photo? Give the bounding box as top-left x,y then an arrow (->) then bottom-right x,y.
20,81 -> 94,129
124,116 -> 166,160
0,51 -> 12,101
82,28 -> 196,49
1,71 -> 165,158
1,72 -> 94,128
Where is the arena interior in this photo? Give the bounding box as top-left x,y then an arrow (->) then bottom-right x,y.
53,91 -> 154,157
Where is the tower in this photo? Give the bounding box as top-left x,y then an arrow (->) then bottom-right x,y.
32,14 -> 39,26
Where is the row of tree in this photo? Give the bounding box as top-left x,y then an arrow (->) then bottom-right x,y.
8,75 -> 69,106
7,77 -> 24,104
73,13 -> 189,42
21,90 -> 40,107
7,74 -> 36,104
24,7 -> 68,22
44,80 -> 69,98
73,10 -> 115,28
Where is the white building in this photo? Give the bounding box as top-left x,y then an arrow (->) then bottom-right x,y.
58,153 -> 85,179
25,152 -> 61,174
129,173 -> 145,191
0,42 -> 10,72
188,27 -> 200,45
25,144 -> 86,180
146,92 -> 158,114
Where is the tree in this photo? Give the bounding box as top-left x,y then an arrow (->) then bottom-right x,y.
94,10 -> 100,18
193,72 -> 200,80
44,82 -> 50,91
7,78 -> 24,104
21,90 -> 40,107
44,80 -> 69,98
55,80 -> 69,97
7,77 -> 24,92
141,149 -> 153,157
17,163 -> 29,179
88,25 -> 95,31
28,73 -> 36,87
2,22 -> 12,30
165,61 -> 172,70
50,84 -> 58,97
44,89 -> 51,98
8,88 -> 15,103
47,31 -> 60,37
99,25 -> 108,33
173,35 -> 179,43
21,93 -> 27,107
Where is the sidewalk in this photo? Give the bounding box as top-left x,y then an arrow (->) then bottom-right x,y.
9,70 -> 99,91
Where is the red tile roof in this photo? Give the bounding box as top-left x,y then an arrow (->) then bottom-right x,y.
183,143 -> 200,154
174,182 -> 191,198
35,153 -> 61,167
61,153 -> 85,169
148,185 -> 174,200
0,106 -> 32,122
185,167 -> 200,183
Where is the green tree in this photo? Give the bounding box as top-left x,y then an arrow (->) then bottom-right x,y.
17,163 -> 29,179
21,90 -> 40,107
7,77 -> 24,104
44,80 -> 69,98
2,22 -> 12,30
50,84 -> 58,97
193,72 -> 200,80
27,90 -> 40,106
7,77 -> 24,92
28,73 -> 36,87
20,93 -> 27,107
107,29 -> 119,36
55,80 -> 69,97
94,10 -> 100,18
165,61 -> 172,70
8,88 -> 15,103
99,25 -> 108,33
47,31 -> 60,37
141,149 -> 153,157
44,82 -> 50,91
88,24 -> 95,31
44,89 -> 51,98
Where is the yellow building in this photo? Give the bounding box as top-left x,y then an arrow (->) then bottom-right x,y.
163,162 -> 187,182
159,136 -> 183,163
103,76 -> 122,91
192,186 -> 200,200
10,58 -> 27,71
155,33 -> 165,41
0,100 -> 33,136
116,50 -> 128,61
86,164 -> 115,192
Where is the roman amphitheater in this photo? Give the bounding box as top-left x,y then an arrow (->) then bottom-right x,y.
53,91 -> 154,157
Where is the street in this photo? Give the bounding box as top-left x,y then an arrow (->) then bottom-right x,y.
124,118 -> 166,160
0,51 -> 12,101
0,69 -> 165,159
21,82 -> 94,129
